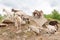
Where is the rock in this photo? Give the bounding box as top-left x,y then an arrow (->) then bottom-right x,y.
0,23 -> 7,27
29,25 -> 40,34
2,32 -> 8,36
2,19 -> 15,24
16,30 -> 22,33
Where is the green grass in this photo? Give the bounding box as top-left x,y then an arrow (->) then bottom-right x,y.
44,9 -> 60,21
0,15 -> 5,22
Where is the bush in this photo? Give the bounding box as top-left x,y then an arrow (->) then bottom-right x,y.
44,9 -> 60,21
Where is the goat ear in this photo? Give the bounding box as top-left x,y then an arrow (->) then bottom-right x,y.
39,10 -> 43,14
40,10 -> 43,13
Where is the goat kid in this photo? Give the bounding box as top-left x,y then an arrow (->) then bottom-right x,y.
46,25 -> 57,34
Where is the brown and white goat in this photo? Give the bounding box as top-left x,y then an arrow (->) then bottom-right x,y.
46,21 -> 58,34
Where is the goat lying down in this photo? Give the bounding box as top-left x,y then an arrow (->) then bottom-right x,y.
45,21 -> 58,34
45,25 -> 57,34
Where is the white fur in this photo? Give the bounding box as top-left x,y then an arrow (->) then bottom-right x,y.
46,25 -> 56,33
21,20 -> 26,25
29,25 -> 40,33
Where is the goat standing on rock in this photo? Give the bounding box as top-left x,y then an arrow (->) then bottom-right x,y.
11,9 -> 24,29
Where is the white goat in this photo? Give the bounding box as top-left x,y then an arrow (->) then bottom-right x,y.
14,14 -> 22,29
29,25 -> 40,34
13,10 -> 26,29
46,25 -> 57,34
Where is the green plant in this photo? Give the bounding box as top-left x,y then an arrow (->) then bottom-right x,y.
0,14 -> 4,22
44,9 -> 60,21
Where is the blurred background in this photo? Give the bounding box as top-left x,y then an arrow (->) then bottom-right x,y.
0,0 -> 60,21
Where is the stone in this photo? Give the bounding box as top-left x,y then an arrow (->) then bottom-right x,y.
0,23 -> 7,27
2,19 -> 15,24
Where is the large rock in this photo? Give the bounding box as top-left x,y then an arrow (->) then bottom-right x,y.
2,19 -> 15,24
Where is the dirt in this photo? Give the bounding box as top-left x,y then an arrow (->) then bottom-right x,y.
0,21 -> 60,40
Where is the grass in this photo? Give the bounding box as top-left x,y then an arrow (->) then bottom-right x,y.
44,9 -> 60,21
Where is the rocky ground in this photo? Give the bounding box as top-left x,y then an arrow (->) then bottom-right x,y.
0,9 -> 60,40
0,21 -> 60,40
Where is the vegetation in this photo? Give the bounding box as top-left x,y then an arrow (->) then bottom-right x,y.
44,9 -> 60,21
0,14 -> 4,22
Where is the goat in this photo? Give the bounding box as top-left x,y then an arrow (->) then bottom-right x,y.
20,15 -> 30,24
11,9 -> 22,29
33,10 -> 41,18
33,10 -> 43,18
46,21 -> 58,34
49,21 -> 58,30
12,9 -> 19,13
42,21 -> 58,34
14,15 -> 22,29
46,25 -> 57,34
